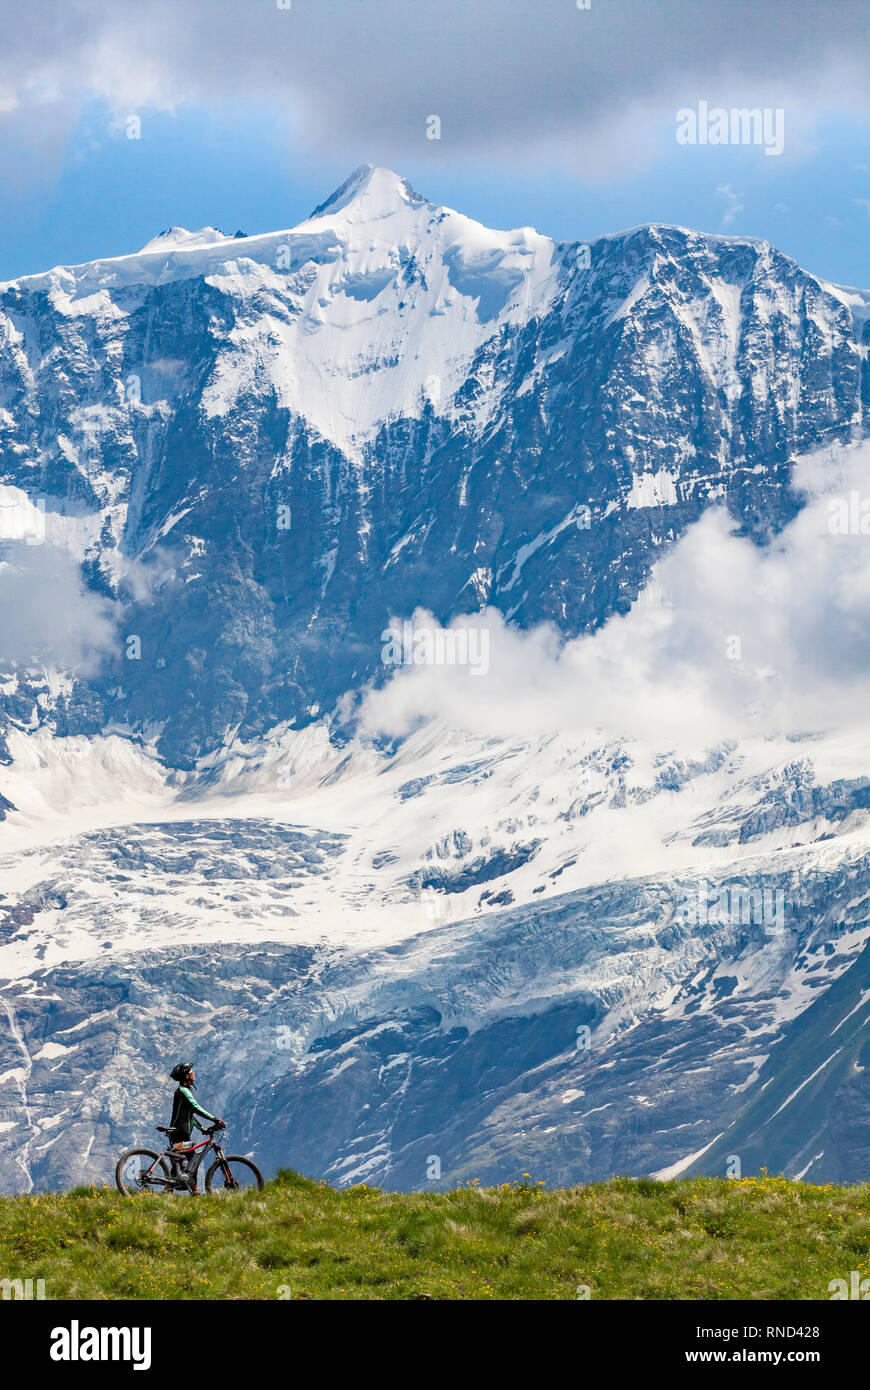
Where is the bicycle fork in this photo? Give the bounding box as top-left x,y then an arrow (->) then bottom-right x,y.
213,1148 -> 238,1189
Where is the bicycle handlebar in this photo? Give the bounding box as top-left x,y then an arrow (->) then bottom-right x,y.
154,1122 -> 225,1137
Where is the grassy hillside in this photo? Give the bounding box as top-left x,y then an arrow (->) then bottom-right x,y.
0,1171 -> 868,1300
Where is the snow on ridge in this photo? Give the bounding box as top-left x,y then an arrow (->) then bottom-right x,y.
2,167 -> 866,461
0,165 -> 562,456
196,169 -> 561,454
138,226 -> 228,254
821,281 -> 870,324
305,163 -> 425,221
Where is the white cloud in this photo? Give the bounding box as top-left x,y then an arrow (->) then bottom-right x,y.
0,544 -> 118,675
359,441 -> 870,751
0,2 -> 868,183
717,184 -> 744,227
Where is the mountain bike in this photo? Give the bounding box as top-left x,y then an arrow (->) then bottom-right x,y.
115,1124 -> 264,1196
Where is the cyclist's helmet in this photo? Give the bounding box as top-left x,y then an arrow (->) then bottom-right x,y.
169,1063 -> 193,1082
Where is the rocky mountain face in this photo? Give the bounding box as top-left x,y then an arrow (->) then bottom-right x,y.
1,167 -> 870,1192
1,165 -> 866,766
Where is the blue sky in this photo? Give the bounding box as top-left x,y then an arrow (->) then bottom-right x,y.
1,1 -> 869,286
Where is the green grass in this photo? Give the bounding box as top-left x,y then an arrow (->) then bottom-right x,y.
1,1171 -> 868,1300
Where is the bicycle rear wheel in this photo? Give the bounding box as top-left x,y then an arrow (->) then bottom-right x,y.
115,1148 -> 171,1195
204,1154 -> 264,1194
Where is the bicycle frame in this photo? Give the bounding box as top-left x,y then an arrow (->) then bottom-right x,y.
117,1123 -> 262,1197
139,1129 -> 227,1191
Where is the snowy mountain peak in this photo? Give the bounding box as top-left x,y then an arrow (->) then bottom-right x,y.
138,225 -> 227,254
307,164 -> 426,222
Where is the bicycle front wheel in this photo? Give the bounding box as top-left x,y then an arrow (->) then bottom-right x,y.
115,1148 -> 171,1195
204,1154 -> 264,1194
